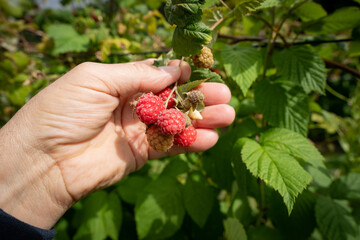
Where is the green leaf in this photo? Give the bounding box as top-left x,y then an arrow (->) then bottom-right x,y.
54,219 -> 70,240
4,51 -> 30,72
161,158 -> 189,177
315,196 -> 359,240
254,80 -> 310,136
190,68 -> 223,83
164,0 -> 202,27
349,41 -> 360,57
237,99 -> 257,117
117,175 -> 151,204
303,164 -> 332,188
177,79 -> 207,96
74,191 -> 122,240
183,171 -> 215,227
241,139 -> 312,213
6,85 -> 31,106
172,22 -> 212,57
203,0 -> 219,8
329,173 -> 360,200
104,193 -> 123,240
229,191 -> 252,227
153,50 -> 173,67
203,119 -> 259,190
273,46 -> 326,94
268,190 -> 317,240
135,176 -> 185,239
307,7 -> 360,34
259,128 -> 324,168
247,226 -> 283,240
46,24 -> 90,55
293,1 -> 327,22
256,0 -> 280,9
234,0 -> 266,17
0,0 -> 23,17
224,218 -> 247,240
222,44 -> 262,95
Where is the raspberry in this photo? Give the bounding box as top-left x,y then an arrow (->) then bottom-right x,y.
157,109 -> 186,135
188,90 -> 204,105
174,125 -> 197,147
146,125 -> 174,152
136,93 -> 165,124
157,87 -> 176,109
191,46 -> 214,69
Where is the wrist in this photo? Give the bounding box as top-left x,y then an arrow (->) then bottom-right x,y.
0,108 -> 73,229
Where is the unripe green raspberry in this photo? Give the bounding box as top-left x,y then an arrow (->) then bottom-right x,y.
191,46 -> 214,69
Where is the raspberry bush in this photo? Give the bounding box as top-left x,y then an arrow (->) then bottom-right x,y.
2,0 -> 360,240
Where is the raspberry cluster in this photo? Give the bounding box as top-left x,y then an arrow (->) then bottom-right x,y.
134,89 -> 201,152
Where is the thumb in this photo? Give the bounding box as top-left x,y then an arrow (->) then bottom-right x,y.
67,62 -> 182,96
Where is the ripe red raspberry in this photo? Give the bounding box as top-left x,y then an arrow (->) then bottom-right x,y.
191,46 -> 214,69
146,125 -> 174,152
136,93 -> 164,124
174,125 -> 197,147
157,87 -> 176,109
157,109 -> 186,135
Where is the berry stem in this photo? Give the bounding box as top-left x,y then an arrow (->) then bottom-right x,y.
179,56 -> 184,67
164,82 -> 178,109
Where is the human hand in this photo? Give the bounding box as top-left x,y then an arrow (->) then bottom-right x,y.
0,60 -> 235,229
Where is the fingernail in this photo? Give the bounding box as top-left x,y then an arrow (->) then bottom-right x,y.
159,66 -> 179,73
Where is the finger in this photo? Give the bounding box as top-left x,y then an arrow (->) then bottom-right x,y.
131,59 -> 191,85
129,58 -> 156,65
168,60 -> 191,84
69,62 -> 183,96
195,82 -> 232,105
149,128 -> 219,159
193,104 -> 235,129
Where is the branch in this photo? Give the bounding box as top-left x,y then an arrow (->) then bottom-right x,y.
217,34 -> 266,44
323,59 -> 360,79
292,38 -> 353,45
218,34 -> 354,46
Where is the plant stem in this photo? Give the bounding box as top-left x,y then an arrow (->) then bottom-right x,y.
324,58 -> 360,79
256,178 -> 266,225
326,84 -> 350,102
219,0 -> 231,10
262,27 -> 274,79
164,82 -> 178,109
248,13 -> 289,46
